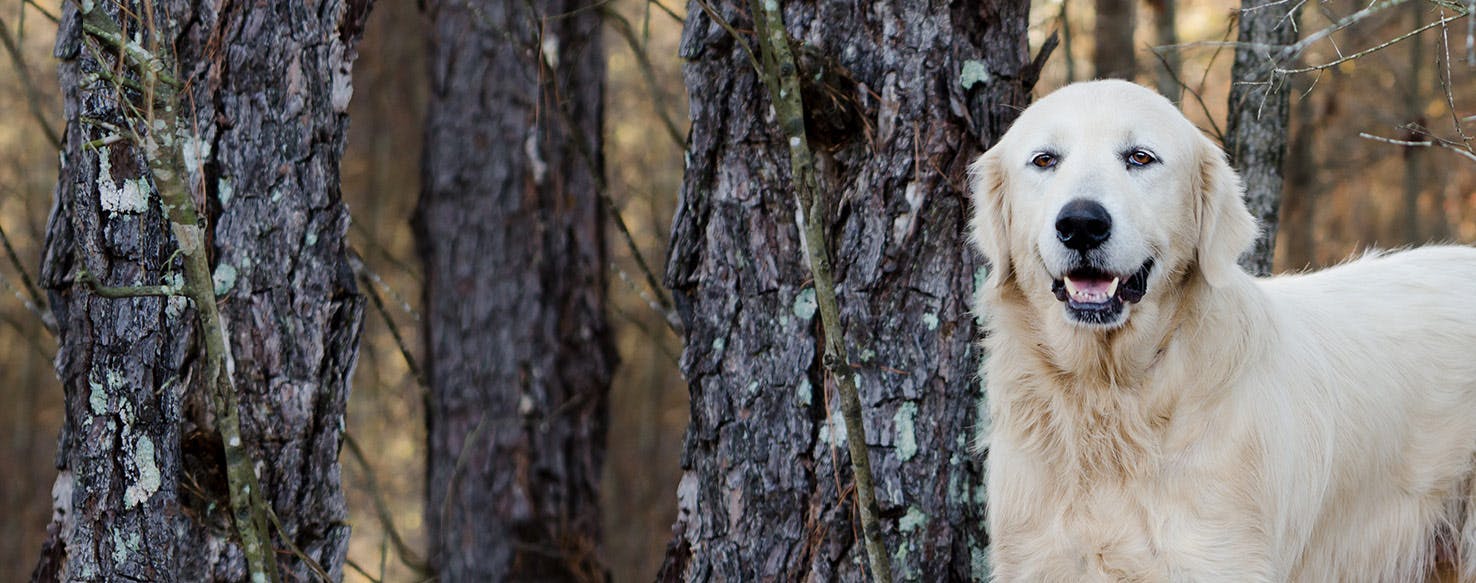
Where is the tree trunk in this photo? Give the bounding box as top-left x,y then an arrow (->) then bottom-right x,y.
417,0 -> 614,580
1278,83 -> 1324,271
660,0 -> 1035,579
1147,0 -> 1181,101
32,0 -> 370,581
1225,0 -> 1299,275
1401,0 -> 1427,244
1094,0 -> 1137,80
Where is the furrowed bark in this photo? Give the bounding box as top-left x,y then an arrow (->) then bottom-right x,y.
417,0 -> 615,580
661,0 -> 1035,580
33,0 -> 371,580
1226,0 -> 1300,275
749,0 -> 891,578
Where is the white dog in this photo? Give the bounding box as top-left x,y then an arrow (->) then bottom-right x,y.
969,79 -> 1476,582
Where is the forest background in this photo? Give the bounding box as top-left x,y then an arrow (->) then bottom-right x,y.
0,0 -> 1473,581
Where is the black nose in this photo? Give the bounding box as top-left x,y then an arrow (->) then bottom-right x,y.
1055,199 -> 1112,251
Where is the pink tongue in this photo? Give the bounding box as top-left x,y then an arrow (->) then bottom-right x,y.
1073,278 -> 1114,294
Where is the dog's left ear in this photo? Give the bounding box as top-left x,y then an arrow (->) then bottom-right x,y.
1194,135 -> 1258,287
968,149 -> 1012,288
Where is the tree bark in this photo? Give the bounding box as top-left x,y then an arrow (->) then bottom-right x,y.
1094,0 -> 1137,80
33,0 -> 370,581
1401,0 -> 1427,243
1225,0 -> 1299,275
1147,0 -> 1181,101
417,0 -> 614,580
659,0 -> 1035,579
1278,83 -> 1325,271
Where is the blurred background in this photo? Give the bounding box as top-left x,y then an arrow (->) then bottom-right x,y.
0,0 -> 1471,581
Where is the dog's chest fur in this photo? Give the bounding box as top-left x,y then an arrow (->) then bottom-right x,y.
986,363 -> 1269,581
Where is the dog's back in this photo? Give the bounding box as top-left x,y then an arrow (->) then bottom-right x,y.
1251,246 -> 1476,581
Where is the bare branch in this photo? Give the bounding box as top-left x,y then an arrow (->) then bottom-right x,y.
749,0 -> 892,580
351,256 -> 428,389
0,14 -> 61,147
602,7 -> 685,147
343,433 -> 433,576
0,220 -> 52,330
1276,9 -> 1470,74
1359,132 -> 1476,162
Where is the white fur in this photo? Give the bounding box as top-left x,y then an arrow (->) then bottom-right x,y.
970,79 -> 1476,582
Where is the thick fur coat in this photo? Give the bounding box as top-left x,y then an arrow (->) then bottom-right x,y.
970,80 -> 1476,582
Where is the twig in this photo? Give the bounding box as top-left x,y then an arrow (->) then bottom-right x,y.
691,0 -> 762,77
1359,132 -> 1476,162
524,17 -> 682,334
25,0 -> 60,23
1437,5 -> 1473,149
1275,10 -> 1470,74
74,4 -> 280,581
0,14 -> 61,147
77,267 -> 181,298
350,221 -> 424,284
749,1 -> 892,581
344,559 -> 383,583
648,0 -> 683,22
343,433 -> 433,575
264,507 -> 333,582
0,220 -> 53,331
355,267 -> 427,388
1148,48 -> 1225,143
603,7 -> 686,148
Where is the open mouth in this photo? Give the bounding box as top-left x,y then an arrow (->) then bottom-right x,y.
1050,259 -> 1155,325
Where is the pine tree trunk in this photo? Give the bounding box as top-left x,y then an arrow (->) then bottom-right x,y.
660,0 -> 1035,579
32,0 -> 371,581
1147,0 -> 1181,101
1094,0 -> 1137,80
1226,0 -> 1299,275
417,0 -> 614,580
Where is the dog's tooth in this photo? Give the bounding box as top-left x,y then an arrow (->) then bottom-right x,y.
1064,277 -> 1079,295
1106,277 -> 1120,297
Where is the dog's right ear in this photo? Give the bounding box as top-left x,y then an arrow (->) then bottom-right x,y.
1194,135 -> 1258,287
968,149 -> 1012,289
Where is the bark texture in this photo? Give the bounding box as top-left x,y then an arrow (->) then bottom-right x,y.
660,0 -> 1035,579
32,1 -> 370,580
417,0 -> 614,580
1094,0 -> 1137,80
1225,0 -> 1299,275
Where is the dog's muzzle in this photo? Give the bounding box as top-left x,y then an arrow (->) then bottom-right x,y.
1051,258 -> 1156,325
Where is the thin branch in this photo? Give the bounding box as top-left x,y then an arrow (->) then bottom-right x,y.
749,0 -> 892,581
603,6 -> 685,148
524,15 -> 682,334
343,433 -> 433,576
25,0 -> 60,23
1275,10 -> 1469,74
349,221 -> 424,283
265,507 -> 334,583
354,266 -> 427,388
76,267 -> 181,298
647,0 -> 683,22
72,4 -> 280,580
691,0 -> 762,77
0,220 -> 53,331
1148,47 -> 1225,143
1437,5 -> 1473,149
344,559 -> 383,583
0,14 -> 61,147
1359,132 -> 1476,162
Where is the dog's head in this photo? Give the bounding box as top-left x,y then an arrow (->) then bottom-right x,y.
969,80 -> 1257,330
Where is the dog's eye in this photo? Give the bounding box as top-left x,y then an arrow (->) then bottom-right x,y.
1127,150 -> 1157,167
1030,153 -> 1058,169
